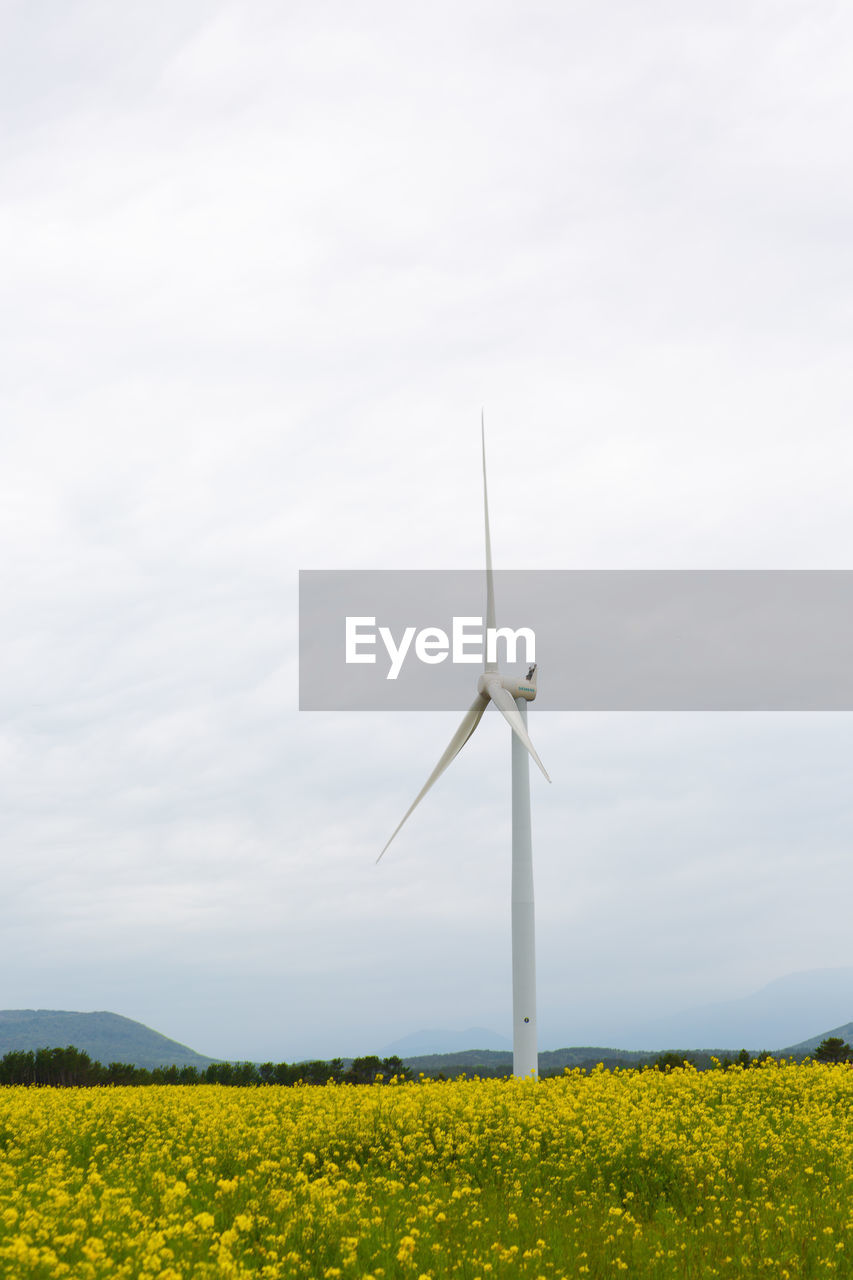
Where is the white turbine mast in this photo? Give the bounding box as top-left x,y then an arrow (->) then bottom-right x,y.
377,416 -> 550,1078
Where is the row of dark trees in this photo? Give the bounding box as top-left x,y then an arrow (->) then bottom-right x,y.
653,1040 -> 853,1070
2,1041 -> 850,1087
0,1047 -> 412,1088
652,1049 -> 774,1071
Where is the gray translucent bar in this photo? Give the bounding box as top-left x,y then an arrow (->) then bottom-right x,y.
299,570 -> 853,711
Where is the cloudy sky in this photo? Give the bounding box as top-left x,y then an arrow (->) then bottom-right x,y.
3,0 -> 853,1062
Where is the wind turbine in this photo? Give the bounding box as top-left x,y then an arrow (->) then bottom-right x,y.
377,421 -> 550,1078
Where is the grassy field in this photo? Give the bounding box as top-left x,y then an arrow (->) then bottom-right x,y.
1,1061 -> 852,1278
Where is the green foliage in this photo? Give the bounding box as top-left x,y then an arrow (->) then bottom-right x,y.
2,1043 -> 799,1088
0,1046 -> 412,1088
814,1036 -> 852,1063
653,1051 -> 692,1071
0,1010 -> 214,1070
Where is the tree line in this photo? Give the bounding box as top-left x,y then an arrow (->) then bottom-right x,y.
2,1039 -> 849,1087
652,1039 -> 852,1070
0,1047 -> 412,1088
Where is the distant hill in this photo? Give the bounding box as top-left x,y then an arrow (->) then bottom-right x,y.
402,1048 -> 512,1073
0,1011 -> 216,1070
778,1022 -> 853,1057
399,1045 -> 758,1075
611,967 -> 853,1052
402,1019 -> 853,1075
383,1027 -> 512,1056
6,1003 -> 850,1077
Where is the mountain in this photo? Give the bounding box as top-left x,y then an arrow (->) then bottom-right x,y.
382,1027 -> 512,1056
778,1021 -> 853,1057
612,967 -> 853,1052
0,1010 -> 216,1069
389,969 -> 853,1063
399,1045 -> 768,1075
400,1046 -> 657,1074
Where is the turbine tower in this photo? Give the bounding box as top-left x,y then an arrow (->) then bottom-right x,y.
378,420 -> 550,1078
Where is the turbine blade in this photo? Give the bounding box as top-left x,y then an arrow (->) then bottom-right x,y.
487,684 -> 551,782
482,412 -> 497,672
377,696 -> 488,862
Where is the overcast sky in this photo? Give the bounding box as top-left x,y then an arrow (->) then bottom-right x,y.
3,0 -> 853,1062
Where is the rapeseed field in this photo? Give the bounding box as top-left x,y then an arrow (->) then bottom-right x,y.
1,1060 -> 852,1278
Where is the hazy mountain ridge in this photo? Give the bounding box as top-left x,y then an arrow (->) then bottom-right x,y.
0,1010 -> 217,1070
402,1036 -> 853,1075
399,1046 -> 755,1074
4,967 -> 852,1072
392,969 -> 853,1064
779,1022 -> 853,1056
615,967 -> 853,1052
383,1028 -> 512,1056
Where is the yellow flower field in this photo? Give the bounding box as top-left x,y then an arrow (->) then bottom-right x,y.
2,1061 -> 853,1278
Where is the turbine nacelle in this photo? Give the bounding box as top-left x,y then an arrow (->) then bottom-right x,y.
477,663 -> 538,703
